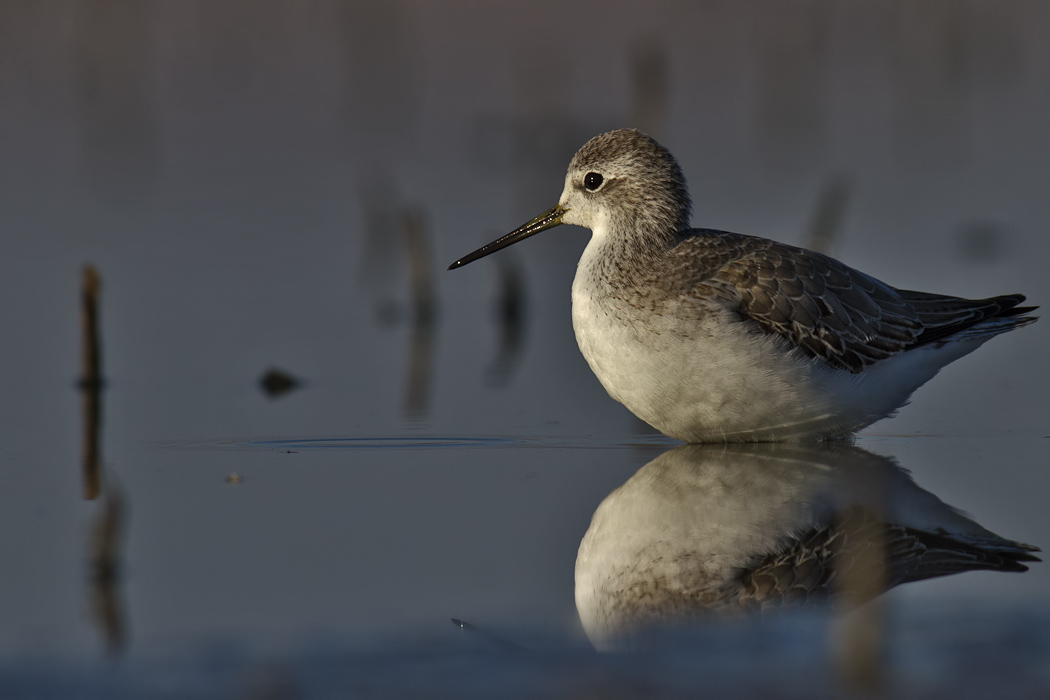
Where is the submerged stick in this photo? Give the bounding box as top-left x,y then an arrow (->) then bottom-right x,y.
90,483 -> 127,656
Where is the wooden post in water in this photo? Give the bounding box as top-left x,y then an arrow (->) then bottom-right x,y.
80,266 -> 103,500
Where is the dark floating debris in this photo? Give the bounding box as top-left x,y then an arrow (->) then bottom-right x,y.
259,368 -> 300,398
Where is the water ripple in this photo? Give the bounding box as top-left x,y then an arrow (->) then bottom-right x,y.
157,434 -> 680,451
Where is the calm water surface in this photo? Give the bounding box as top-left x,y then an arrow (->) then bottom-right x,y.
2,2 -> 1049,696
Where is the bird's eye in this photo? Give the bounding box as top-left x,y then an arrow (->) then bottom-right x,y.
584,172 -> 604,191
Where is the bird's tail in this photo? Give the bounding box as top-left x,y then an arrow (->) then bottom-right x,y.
898,291 -> 1038,345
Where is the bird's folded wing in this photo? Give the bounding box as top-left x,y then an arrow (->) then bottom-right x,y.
675,231 -> 1035,372
702,235 -> 923,372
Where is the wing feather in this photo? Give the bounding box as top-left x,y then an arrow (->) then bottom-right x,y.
676,230 -> 1035,373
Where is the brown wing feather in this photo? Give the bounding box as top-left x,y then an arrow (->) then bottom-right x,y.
680,230 -> 1035,373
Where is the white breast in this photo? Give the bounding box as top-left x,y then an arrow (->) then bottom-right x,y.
569,235 -> 938,441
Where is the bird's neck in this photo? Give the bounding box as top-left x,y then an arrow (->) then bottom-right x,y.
578,222 -> 679,302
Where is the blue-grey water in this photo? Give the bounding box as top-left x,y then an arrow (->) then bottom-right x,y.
2,2 -> 1049,697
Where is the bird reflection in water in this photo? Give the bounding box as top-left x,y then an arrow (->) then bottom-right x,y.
576,444 -> 1039,652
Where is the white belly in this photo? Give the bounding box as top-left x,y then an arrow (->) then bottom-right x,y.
569,244 -> 956,442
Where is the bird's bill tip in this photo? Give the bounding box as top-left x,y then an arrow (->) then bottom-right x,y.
448,205 -> 565,270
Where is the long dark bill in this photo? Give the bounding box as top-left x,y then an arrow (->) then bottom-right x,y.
448,205 -> 565,270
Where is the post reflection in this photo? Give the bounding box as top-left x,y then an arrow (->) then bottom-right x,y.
576,443 -> 1039,652
89,484 -> 127,657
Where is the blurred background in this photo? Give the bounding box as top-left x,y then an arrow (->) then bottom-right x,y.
1,1 -> 1048,697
